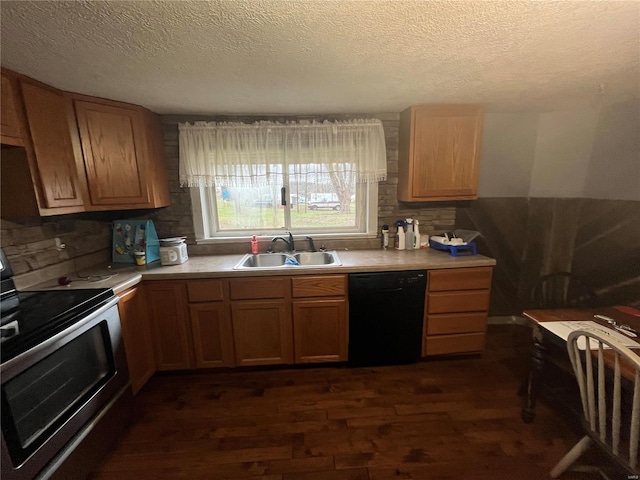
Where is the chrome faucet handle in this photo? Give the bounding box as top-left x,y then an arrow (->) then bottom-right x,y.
318,244 -> 327,252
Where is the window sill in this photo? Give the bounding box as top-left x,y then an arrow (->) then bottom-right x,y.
195,232 -> 378,245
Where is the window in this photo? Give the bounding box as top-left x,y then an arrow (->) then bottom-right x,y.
180,119 -> 386,241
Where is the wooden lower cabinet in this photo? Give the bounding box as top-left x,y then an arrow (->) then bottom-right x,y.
117,286 -> 155,395
189,303 -> 235,368
424,332 -> 486,356
231,300 -> 293,366
292,298 -> 347,363
423,267 -> 493,357
425,312 -> 487,336
145,281 -> 195,370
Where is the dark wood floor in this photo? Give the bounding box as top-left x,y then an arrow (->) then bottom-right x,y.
90,325 -> 621,480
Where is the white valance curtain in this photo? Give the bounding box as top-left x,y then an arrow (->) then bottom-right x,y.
178,119 -> 387,187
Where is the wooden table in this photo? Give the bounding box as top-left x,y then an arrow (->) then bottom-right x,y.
520,306 -> 640,423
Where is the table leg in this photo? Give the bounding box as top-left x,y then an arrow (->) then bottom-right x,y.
521,336 -> 546,423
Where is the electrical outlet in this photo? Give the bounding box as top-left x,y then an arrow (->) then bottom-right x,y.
55,238 -> 66,250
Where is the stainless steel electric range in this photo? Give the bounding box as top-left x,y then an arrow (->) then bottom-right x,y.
1,248 -> 132,480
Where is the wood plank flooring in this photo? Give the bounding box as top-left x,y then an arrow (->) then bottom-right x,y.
90,325 -> 621,479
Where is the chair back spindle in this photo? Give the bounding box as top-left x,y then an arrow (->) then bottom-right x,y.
566,329 -> 640,472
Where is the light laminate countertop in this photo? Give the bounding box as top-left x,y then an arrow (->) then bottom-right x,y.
141,248 -> 495,279
28,248 -> 495,293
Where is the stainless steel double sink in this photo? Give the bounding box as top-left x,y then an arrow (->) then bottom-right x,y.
234,251 -> 342,270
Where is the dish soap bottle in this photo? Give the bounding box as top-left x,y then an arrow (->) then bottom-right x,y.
251,235 -> 259,255
413,220 -> 421,249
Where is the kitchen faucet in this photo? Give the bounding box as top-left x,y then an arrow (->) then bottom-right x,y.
271,232 -> 295,252
305,236 -> 317,252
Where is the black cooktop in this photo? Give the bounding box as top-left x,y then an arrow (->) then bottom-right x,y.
1,288 -> 115,363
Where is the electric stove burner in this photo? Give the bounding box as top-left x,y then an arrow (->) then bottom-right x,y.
1,288 -> 115,363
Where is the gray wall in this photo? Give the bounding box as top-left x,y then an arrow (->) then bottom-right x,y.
466,97 -> 640,314
479,98 -> 640,201
478,113 -> 539,197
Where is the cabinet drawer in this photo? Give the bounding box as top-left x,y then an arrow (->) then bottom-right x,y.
292,275 -> 346,298
427,290 -> 490,314
187,279 -> 224,303
428,267 -> 492,292
229,277 -> 289,300
426,313 -> 487,335
424,333 -> 485,356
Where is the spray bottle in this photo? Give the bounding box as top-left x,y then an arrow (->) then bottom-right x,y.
381,225 -> 389,249
405,218 -> 414,250
395,220 -> 405,250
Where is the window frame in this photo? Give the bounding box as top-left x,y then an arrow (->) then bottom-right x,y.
190,181 -> 378,243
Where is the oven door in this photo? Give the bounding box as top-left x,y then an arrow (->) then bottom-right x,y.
1,299 -> 129,480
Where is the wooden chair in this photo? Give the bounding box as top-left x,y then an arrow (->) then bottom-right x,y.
531,272 -> 597,309
550,329 -> 640,478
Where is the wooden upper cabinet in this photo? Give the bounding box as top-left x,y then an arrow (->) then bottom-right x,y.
1,71 -> 24,145
1,76 -> 88,217
20,81 -> 86,210
74,99 -> 152,208
0,68 -> 170,217
398,104 -> 483,202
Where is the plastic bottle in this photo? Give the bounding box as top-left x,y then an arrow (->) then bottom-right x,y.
381,225 -> 389,249
251,235 -> 259,255
413,220 -> 421,249
395,221 -> 405,250
405,218 -> 414,250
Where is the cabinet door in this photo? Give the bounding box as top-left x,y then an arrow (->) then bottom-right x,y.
1,72 -> 23,144
117,286 -> 155,395
146,281 -> 195,370
74,100 -> 151,207
399,104 -> 483,201
292,298 -> 347,363
20,81 -> 86,209
231,300 -> 293,366
190,303 -> 235,368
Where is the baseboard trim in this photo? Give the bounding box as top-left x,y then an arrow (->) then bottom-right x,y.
488,315 -> 532,327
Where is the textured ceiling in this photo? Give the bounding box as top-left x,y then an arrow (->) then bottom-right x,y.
1,0 -> 638,115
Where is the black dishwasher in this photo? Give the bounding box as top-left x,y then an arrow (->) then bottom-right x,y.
348,270 -> 427,366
